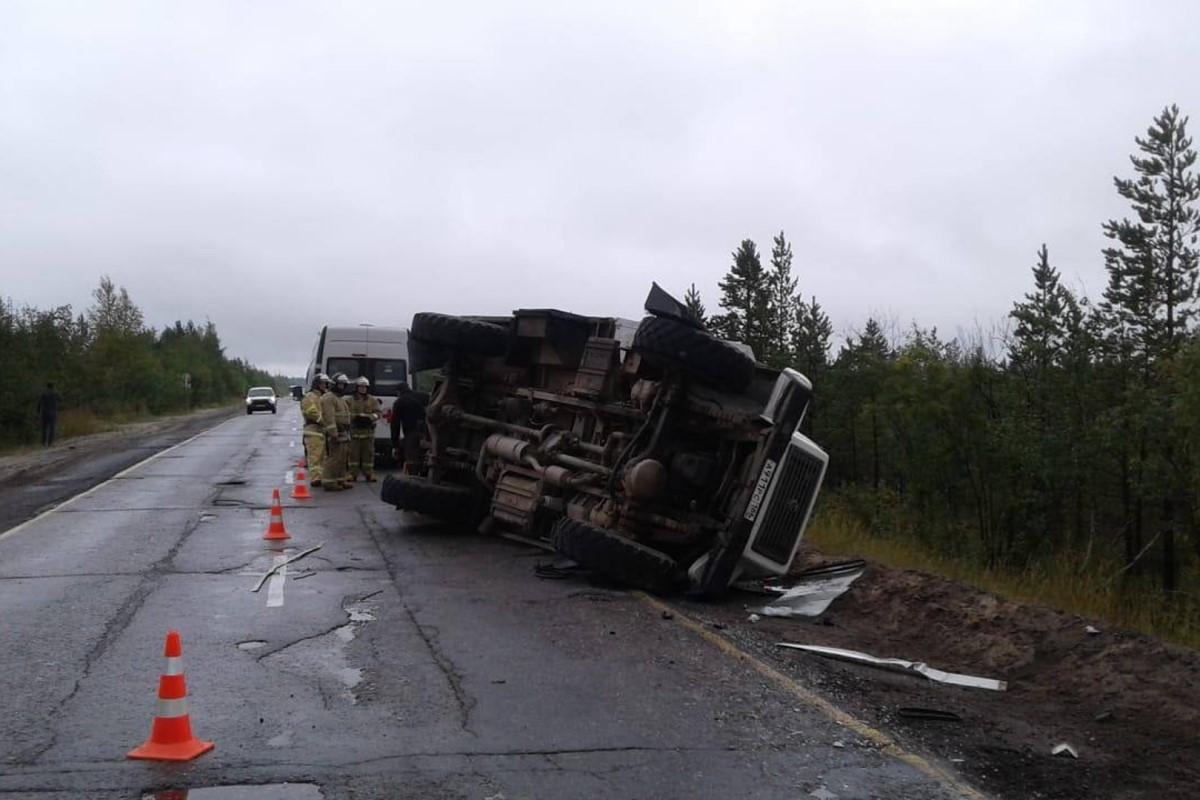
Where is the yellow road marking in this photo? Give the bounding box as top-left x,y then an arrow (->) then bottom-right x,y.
635,591 -> 989,800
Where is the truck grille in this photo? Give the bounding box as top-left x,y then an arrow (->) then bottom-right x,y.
748,441 -> 825,566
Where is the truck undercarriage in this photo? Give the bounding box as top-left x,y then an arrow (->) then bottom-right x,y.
381,284 -> 828,595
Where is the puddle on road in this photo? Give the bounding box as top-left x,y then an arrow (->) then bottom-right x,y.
144,785 -> 322,799
259,598 -> 376,704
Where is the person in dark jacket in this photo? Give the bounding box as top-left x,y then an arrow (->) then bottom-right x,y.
389,381 -> 426,473
36,382 -> 60,446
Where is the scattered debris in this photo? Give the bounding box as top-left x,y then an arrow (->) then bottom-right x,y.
661,610 -> 674,620
535,559 -> 582,580
831,740 -> 845,748
251,543 -> 324,592
809,788 -> 839,800
711,622 -> 728,630
1085,625 -> 1102,635
776,643 -> 1008,691
897,706 -> 963,723
1052,743 -> 1078,759
748,613 -> 761,623
753,560 -> 866,618
1094,710 -> 1114,722
292,570 -> 317,581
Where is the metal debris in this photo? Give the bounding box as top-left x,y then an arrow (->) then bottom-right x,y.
776,643 -> 1007,691
1052,743 -> 1078,759
1085,625 -> 1101,635
534,559 -> 582,579
753,560 -> 866,618
897,706 -> 962,722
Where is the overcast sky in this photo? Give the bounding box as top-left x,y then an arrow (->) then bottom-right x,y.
3,1 -> 1198,375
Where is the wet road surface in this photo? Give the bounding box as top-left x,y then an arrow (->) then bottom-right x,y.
0,411 -> 966,799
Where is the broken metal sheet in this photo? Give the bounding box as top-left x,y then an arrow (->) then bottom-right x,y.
776,643 -> 1008,691
753,560 -> 866,618
1052,743 -> 1078,759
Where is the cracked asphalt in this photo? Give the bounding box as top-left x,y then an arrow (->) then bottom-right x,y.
0,409 -> 966,799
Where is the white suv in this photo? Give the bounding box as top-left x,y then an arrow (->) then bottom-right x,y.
245,386 -> 277,414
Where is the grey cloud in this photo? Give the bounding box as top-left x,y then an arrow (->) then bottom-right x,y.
2,1 -> 1198,374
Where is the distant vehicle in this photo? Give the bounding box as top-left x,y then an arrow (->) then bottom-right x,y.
290,385 -> 303,400
305,325 -> 411,461
245,386 -> 277,414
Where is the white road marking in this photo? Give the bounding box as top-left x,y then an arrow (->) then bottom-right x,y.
266,554 -> 287,608
289,440 -> 295,448
284,470 -> 294,485
0,416 -> 238,543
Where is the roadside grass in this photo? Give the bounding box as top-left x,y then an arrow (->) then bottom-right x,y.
0,403 -> 239,456
807,502 -> 1200,650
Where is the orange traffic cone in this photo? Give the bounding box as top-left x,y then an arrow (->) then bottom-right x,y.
297,457 -> 306,468
264,489 -> 290,540
127,630 -> 214,762
291,466 -> 312,500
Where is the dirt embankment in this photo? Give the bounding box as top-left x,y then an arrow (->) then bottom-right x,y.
682,548 -> 1200,800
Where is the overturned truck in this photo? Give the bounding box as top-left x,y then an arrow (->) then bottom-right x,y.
380,284 -> 828,596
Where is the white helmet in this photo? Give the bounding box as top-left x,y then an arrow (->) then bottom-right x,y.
355,376 -> 370,388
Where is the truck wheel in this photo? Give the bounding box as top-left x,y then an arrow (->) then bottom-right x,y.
380,475 -> 478,523
551,517 -> 681,593
411,313 -> 510,357
633,316 -> 756,393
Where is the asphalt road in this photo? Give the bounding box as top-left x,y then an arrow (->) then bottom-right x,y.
0,409 -> 967,800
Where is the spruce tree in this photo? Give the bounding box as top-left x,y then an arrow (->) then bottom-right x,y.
792,296 -> 833,381
792,296 -> 833,436
711,239 -> 771,360
1009,244 -> 1067,375
683,283 -> 708,326
766,231 -> 798,368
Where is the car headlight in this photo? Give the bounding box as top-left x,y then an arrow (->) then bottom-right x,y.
245,398 -> 252,404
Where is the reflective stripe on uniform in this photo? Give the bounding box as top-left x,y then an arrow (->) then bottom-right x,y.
163,656 -> 184,676
155,697 -> 190,718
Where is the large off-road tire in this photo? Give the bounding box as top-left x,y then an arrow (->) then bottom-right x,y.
633,316 -> 756,393
551,517 -> 681,593
411,312 -> 510,357
380,475 -> 478,523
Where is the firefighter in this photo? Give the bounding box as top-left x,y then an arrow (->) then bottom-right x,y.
320,374 -> 348,491
301,373 -> 330,487
348,376 -> 380,482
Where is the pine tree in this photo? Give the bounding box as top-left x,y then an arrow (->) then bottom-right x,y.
1100,104 -> 1200,594
765,231 -> 798,368
1101,104 -> 1200,360
683,283 -> 708,327
711,239 -> 771,360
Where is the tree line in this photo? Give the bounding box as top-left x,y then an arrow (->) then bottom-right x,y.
690,105 -> 1200,598
0,276 -> 275,446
